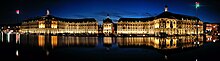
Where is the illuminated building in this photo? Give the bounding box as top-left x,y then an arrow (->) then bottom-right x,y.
102,14 -> 114,36
20,10 -> 98,35
206,35 -> 218,42
204,22 -> 219,35
117,5 -> 203,36
0,23 -> 21,33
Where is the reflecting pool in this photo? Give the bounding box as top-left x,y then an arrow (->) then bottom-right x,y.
0,34 -> 219,61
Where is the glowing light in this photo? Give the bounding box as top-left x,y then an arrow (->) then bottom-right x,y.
213,40 -> 216,42
38,35 -> 45,47
1,32 -> 3,42
16,10 -> 19,14
164,5 -> 168,12
7,33 -> 10,42
16,33 -> 20,44
7,30 -> 13,42
208,38 -> 211,40
51,36 -> 58,48
165,55 -> 168,60
46,51 -> 49,56
16,50 -> 19,56
46,9 -> 50,15
197,42 -> 200,44
195,2 -> 200,8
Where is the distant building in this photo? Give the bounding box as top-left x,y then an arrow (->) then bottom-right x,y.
20,10 -> 98,35
204,22 -> 219,35
0,23 -> 20,33
102,14 -> 114,36
98,25 -> 103,34
117,5 -> 203,36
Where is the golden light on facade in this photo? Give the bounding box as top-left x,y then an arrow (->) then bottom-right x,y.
103,23 -> 113,34
20,15 -> 98,34
205,23 -> 218,35
117,6 -> 203,36
103,14 -> 114,35
19,6 -> 204,36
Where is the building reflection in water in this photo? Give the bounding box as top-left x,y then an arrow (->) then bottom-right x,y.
103,37 -> 112,46
51,36 -> 57,48
15,34 -> 20,44
58,36 -> 98,47
117,36 -> 204,49
38,35 -> 45,47
18,35 -> 218,50
0,34 -> 219,59
1,32 -> 3,42
33,35 -> 99,48
103,37 -> 113,51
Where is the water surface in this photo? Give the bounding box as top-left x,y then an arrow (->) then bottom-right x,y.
0,34 -> 219,61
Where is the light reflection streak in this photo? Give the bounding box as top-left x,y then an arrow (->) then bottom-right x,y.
16,50 -> 19,56
165,55 -> 167,60
38,35 -> 45,47
46,50 -> 49,56
51,36 -> 58,48
1,32 -> 3,42
7,30 -> 14,43
16,33 -> 20,44
17,35 -> 218,50
7,33 -> 10,42
116,36 -> 203,49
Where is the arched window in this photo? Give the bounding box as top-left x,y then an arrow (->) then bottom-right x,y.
170,21 -> 173,28
163,21 -> 166,23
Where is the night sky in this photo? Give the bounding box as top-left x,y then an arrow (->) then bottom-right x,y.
0,0 -> 220,24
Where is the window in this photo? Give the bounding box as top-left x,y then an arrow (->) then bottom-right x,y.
123,27 -> 125,29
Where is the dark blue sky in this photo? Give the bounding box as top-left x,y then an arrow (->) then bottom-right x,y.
0,0 -> 220,24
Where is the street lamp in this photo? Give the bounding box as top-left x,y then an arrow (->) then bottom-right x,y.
16,10 -> 20,33
195,1 -> 200,42
195,2 -> 200,9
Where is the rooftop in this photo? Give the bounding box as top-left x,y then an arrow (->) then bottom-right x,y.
23,15 -> 97,22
